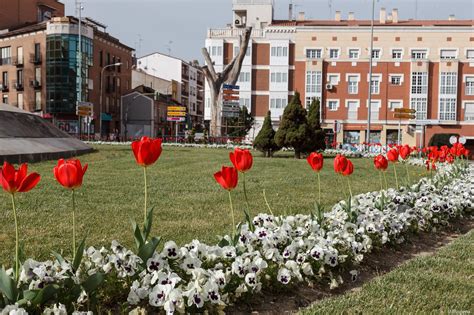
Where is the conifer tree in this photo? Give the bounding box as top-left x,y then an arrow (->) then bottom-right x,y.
253,111 -> 280,157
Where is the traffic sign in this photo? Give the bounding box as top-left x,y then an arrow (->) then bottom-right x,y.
76,101 -> 93,117
167,111 -> 187,117
222,111 -> 240,118
223,95 -> 239,101
167,117 -> 186,122
223,84 -> 239,90
449,136 -> 458,145
394,108 -> 416,114
394,113 -> 416,119
223,89 -> 239,95
77,110 -> 92,117
459,136 -> 466,145
223,107 -> 240,113
168,106 -> 186,112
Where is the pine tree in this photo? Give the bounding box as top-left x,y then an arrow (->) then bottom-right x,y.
253,111 -> 280,157
274,92 -> 310,159
227,106 -> 254,137
305,98 -> 326,152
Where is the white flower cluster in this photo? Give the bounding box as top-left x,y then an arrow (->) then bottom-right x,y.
2,164 -> 472,314
84,141 -> 253,150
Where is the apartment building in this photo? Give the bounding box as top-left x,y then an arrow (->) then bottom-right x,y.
0,0 -> 134,138
136,53 -> 205,129
205,0 -> 474,147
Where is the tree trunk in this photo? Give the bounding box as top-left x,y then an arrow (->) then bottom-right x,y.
295,150 -> 301,159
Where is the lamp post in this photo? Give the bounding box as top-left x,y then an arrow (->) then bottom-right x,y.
99,62 -> 122,139
366,0 -> 376,147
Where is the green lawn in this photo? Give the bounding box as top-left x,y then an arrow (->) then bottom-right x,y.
302,228 -> 474,314
0,145 -> 425,265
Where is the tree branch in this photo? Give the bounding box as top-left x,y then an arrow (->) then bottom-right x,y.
223,27 -> 252,85
201,47 -> 218,82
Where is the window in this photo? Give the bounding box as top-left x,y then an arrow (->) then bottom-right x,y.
411,72 -> 428,94
17,93 -> 23,110
440,72 -> 457,95
392,49 -> 403,59
465,103 -> 474,121
99,50 -> 103,67
389,101 -> 403,110
270,97 -> 288,109
329,49 -> 339,59
271,46 -> 288,57
348,49 -> 359,59
390,75 -> 402,85
239,98 -> 250,109
467,49 -> 474,60
371,49 -> 381,59
411,97 -> 427,120
466,77 -> 474,95
411,49 -> 427,60
2,94 -> 8,104
238,72 -> 250,82
306,49 -> 322,59
35,91 -> 41,111
440,49 -> 457,59
369,101 -> 380,120
0,46 -> 12,65
234,46 -> 251,57
1,71 -> 8,87
305,96 -> 320,108
35,67 -> 41,82
439,98 -> 456,121
327,100 -> 339,111
17,47 -> 23,64
34,43 -> 41,60
370,77 -> 380,94
343,131 -> 360,144
347,75 -> 358,94
347,101 -> 358,120
328,74 -> 339,85
271,72 -> 288,83
306,71 -> 322,93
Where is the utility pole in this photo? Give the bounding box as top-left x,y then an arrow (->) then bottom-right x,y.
76,0 -> 83,139
366,0 -> 375,146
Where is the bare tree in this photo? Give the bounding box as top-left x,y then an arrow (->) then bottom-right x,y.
201,27 -> 252,137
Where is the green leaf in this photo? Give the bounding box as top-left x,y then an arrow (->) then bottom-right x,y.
131,219 -> 145,250
21,285 -> 58,306
82,272 -> 105,294
0,268 -> 18,303
138,237 -> 161,266
51,251 -> 65,265
73,237 -> 87,272
143,207 -> 155,242
218,238 -> 230,248
243,209 -> 254,232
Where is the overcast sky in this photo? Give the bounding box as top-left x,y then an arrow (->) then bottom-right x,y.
62,0 -> 474,63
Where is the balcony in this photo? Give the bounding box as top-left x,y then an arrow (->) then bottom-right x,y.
30,80 -> 42,89
207,28 -> 265,38
13,56 -> 24,67
0,82 -> 9,92
181,90 -> 189,97
30,54 -> 42,64
13,80 -> 24,91
0,57 -> 12,66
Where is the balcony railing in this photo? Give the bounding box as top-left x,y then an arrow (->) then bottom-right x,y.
0,57 -> 12,66
207,28 -> 265,38
0,82 -> 9,92
13,80 -> 24,91
233,0 -> 272,4
30,54 -> 42,64
13,56 -> 24,67
30,80 -> 41,89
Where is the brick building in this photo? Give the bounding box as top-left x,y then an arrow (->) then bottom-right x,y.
0,0 -> 134,138
205,0 -> 474,147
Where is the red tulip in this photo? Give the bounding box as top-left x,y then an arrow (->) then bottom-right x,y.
399,145 -> 411,160
374,155 -> 388,171
387,149 -> 399,163
229,148 -> 253,173
341,160 -> 354,176
334,154 -> 348,174
446,155 -> 454,164
0,162 -> 40,194
214,166 -> 238,191
53,159 -> 88,190
131,136 -> 163,167
307,152 -> 324,172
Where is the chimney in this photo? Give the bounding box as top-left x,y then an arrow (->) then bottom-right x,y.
379,8 -> 386,24
387,13 -> 393,22
448,14 -> 456,21
348,12 -> 355,21
335,11 -> 341,22
297,12 -> 305,21
392,8 -> 399,23
289,4 -> 293,21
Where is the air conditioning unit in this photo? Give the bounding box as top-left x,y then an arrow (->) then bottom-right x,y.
325,84 -> 334,90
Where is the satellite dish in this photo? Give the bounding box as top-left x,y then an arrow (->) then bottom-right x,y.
459,136 -> 466,145
449,136 -> 457,145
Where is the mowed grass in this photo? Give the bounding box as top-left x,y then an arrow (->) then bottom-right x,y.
302,229 -> 474,314
0,145 -> 425,264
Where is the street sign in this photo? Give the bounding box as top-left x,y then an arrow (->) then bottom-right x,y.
394,113 -> 416,119
223,95 -> 239,101
168,106 -> 186,112
223,101 -> 239,106
222,111 -> 240,118
223,108 -> 240,113
77,110 -> 92,117
76,101 -> 93,117
459,136 -> 466,144
167,111 -> 186,117
394,108 -> 416,114
167,117 -> 186,122
223,84 -> 240,90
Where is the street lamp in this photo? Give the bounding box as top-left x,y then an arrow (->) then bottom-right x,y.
99,62 -> 122,139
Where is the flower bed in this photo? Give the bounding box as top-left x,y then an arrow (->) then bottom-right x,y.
0,143 -> 472,314
85,141 -> 253,150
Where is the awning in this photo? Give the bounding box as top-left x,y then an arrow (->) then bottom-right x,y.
101,113 -> 112,121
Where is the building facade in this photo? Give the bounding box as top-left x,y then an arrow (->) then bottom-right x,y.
0,1 -> 134,139
136,52 -> 205,130
205,0 -> 474,147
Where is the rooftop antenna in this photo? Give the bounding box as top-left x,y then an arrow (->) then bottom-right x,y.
136,34 -> 143,57
165,40 -> 173,55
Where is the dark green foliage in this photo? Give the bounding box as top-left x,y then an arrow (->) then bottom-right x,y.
253,111 -> 280,157
227,106 -> 254,137
274,92 -> 310,158
305,98 -> 326,152
428,133 -> 460,147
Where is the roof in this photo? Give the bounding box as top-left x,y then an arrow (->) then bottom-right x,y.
0,22 -> 47,39
138,51 -> 201,68
270,19 -> 474,27
0,103 -> 35,115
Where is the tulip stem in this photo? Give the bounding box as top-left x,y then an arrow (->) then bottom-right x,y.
317,172 -> 321,204
346,177 -> 353,199
262,189 -> 274,216
379,171 -> 384,191
338,175 -> 347,199
242,172 -> 251,219
72,189 -> 76,258
228,191 -> 236,239
11,194 -> 19,282
144,166 -> 148,226
393,164 -> 399,190
405,162 -> 411,184
382,171 -> 388,190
